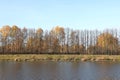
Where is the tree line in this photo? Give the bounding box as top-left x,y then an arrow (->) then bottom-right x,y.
0,25 -> 120,55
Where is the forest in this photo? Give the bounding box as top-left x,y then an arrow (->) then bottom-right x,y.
0,25 -> 120,55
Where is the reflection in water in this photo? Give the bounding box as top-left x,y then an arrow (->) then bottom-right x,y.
0,61 -> 120,80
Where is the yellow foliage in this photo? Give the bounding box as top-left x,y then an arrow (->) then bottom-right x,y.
0,25 -> 11,37
52,26 -> 64,35
36,28 -> 43,35
11,25 -> 21,37
97,32 -> 118,49
27,37 -> 34,47
51,26 -> 65,40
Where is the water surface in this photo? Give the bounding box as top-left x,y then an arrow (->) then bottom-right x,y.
0,61 -> 120,80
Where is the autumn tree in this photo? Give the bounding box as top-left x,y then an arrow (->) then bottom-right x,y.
42,30 -> 50,53
10,25 -> 23,53
0,24 -> 120,55
62,28 -> 70,54
78,44 -> 85,54
51,26 -> 65,53
21,27 -> 28,53
97,32 -> 119,54
0,25 -> 11,53
70,30 -> 79,53
26,29 -> 36,53
35,28 -> 43,53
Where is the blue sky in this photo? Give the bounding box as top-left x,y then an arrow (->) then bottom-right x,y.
0,0 -> 120,30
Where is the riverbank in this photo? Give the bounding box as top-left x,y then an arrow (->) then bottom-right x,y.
0,54 -> 120,62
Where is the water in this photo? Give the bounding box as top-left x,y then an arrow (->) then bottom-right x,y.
0,61 -> 120,80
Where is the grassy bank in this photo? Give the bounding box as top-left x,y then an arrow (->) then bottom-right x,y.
0,54 -> 120,61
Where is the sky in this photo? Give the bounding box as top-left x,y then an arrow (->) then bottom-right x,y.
0,0 -> 120,30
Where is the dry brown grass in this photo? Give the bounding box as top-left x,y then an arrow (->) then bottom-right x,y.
0,54 -> 120,61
